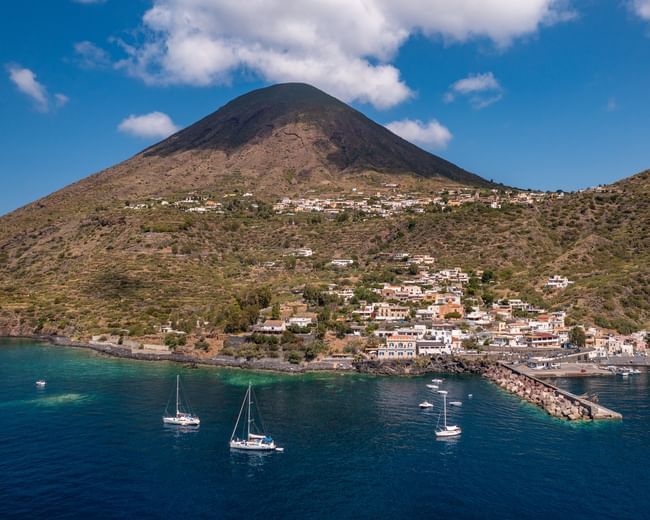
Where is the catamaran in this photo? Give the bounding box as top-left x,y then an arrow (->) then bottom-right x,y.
230,383 -> 282,452
435,390 -> 461,438
162,375 -> 200,426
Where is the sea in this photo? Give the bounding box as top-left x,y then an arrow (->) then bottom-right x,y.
1,338 -> 649,519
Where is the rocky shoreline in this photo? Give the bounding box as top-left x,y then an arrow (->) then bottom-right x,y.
354,357 -> 494,376
2,334 -> 498,376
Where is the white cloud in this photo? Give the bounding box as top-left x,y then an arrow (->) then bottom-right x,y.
385,119 -> 453,150
445,72 -> 504,109
54,93 -> 70,107
632,0 -> 650,19
111,0 -> 574,109
6,64 -> 67,112
118,111 -> 180,139
74,41 -> 111,68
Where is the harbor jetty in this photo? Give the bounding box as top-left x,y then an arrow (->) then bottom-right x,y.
485,362 -> 622,421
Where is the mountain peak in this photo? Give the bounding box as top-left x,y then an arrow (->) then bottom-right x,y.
145,82 -> 489,186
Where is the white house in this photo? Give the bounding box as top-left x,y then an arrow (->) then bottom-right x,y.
253,320 -> 286,334
286,316 -> 314,328
545,275 -> 574,289
416,340 -> 451,356
378,335 -> 417,359
330,259 -> 355,268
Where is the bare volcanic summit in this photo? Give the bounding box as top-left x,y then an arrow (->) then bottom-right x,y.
17,83 -> 489,214
142,82 -> 488,188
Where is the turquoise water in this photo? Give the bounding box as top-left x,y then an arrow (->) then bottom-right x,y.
1,339 -> 649,519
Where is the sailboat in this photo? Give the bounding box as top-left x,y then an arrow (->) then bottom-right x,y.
230,383 -> 282,452
162,375 -> 200,426
435,390 -> 461,438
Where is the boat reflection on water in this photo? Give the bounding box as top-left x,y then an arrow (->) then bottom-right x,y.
229,448 -> 276,472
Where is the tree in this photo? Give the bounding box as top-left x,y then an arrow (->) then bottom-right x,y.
481,270 -> 495,284
462,337 -> 480,350
481,291 -> 495,306
271,303 -> 280,320
569,326 -> 586,347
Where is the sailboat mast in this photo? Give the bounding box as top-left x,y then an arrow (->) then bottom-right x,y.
176,375 -> 180,415
443,393 -> 447,428
247,383 -> 252,440
231,389 -> 247,441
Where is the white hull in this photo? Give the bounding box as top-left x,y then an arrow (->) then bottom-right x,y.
163,415 -> 200,426
419,401 -> 434,408
435,427 -> 462,438
230,440 -> 277,451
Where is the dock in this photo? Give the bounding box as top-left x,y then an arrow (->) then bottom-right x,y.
485,362 -> 622,421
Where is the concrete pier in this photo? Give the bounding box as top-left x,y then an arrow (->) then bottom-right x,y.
485,362 -> 622,421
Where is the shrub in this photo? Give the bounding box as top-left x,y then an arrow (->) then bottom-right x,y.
287,351 -> 303,364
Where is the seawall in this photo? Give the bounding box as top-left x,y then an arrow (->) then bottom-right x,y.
485,362 -> 622,421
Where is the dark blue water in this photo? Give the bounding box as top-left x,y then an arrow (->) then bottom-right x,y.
1,339 -> 648,519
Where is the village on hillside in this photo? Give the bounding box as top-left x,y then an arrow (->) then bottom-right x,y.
124,185 -> 561,217
92,254 -> 648,369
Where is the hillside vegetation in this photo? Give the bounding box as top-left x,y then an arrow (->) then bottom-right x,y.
0,83 -> 647,339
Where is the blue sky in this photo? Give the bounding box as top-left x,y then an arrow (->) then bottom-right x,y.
2,1 -> 650,215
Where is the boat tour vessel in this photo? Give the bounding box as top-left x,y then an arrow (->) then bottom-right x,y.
230,383 -> 283,452
162,375 -> 200,427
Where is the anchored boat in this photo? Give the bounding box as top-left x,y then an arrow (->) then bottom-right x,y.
230,383 -> 282,452
162,375 -> 200,427
435,390 -> 461,438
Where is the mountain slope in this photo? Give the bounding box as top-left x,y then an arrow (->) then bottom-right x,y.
0,85 -> 648,340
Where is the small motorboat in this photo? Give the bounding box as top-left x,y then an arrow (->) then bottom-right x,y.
467,394 -> 473,398
419,401 -> 434,409
35,380 -> 47,388
426,384 -> 439,389
449,401 -> 463,407
431,379 -> 443,384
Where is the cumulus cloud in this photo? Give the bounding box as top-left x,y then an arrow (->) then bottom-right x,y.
632,0 -> 650,19
6,64 -> 67,112
74,41 -> 111,69
385,119 -> 453,150
109,0 -> 574,109
445,72 -> 504,109
118,111 -> 180,139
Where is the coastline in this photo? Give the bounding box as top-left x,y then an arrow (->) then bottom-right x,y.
0,333 -> 494,376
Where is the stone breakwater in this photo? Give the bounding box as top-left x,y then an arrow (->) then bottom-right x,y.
484,363 -> 621,421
